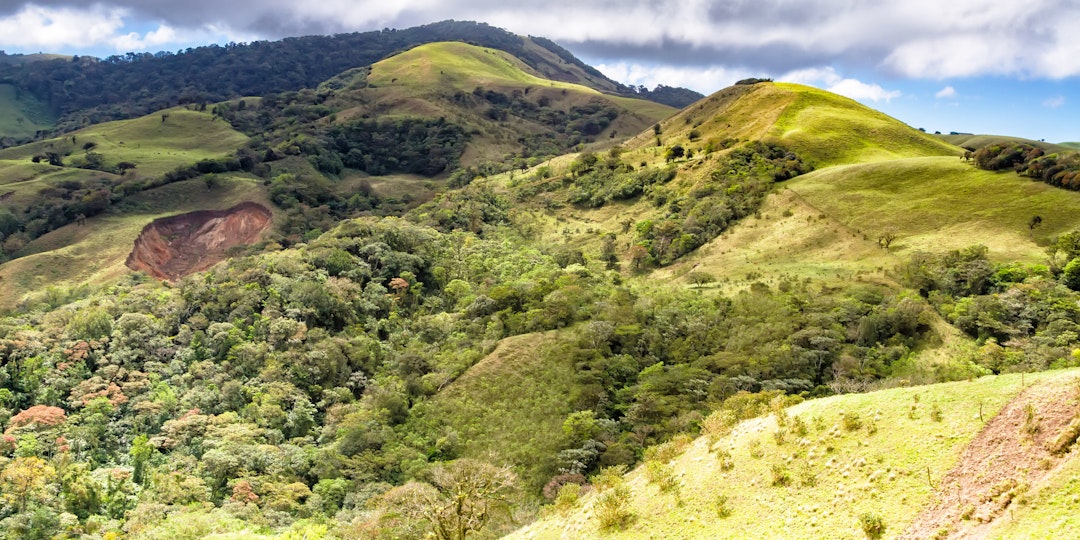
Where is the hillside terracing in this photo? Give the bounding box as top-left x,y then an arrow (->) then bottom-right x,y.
125,202 -> 272,281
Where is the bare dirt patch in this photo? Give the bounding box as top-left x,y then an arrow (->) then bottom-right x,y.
125,202 -> 271,281
900,377 -> 1080,539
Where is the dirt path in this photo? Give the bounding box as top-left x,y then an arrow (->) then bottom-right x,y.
899,376 -> 1080,539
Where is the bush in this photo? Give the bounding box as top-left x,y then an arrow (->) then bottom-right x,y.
858,511 -> 887,539
594,484 -> 634,530
842,412 -> 863,432
715,494 -> 732,517
716,448 -> 734,471
770,463 -> 791,487
645,461 -> 681,493
553,483 -> 581,514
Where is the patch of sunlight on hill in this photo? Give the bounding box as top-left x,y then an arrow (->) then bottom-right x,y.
0,106 -> 248,177
787,156 -> 1079,262
509,369 -> 1080,540
770,83 -> 961,167
368,42 -> 589,92
0,83 -> 54,141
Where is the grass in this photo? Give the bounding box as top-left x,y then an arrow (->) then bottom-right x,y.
0,106 -> 249,177
408,330 -> 579,492
358,42 -> 674,166
508,369 -> 1080,539
939,134 -> 1071,154
0,83 -> 54,141
787,156 -> 1080,262
368,42 -> 594,93
652,188 -> 895,294
989,449 -> 1080,539
769,83 -> 961,167
0,175 -> 268,310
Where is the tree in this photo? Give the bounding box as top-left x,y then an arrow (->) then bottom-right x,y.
877,227 -> 898,249
628,244 -> 649,271
379,459 -> 519,540
665,145 -> 685,162
1,456 -> 56,512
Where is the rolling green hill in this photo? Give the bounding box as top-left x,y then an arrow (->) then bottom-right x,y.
0,106 -> 249,178
940,133 -> 1071,153
219,41 -> 675,176
0,83 -> 54,142
626,82 -> 959,167
511,368 -> 1080,539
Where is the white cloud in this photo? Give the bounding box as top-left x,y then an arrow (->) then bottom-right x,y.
3,0 -> 1080,81
0,4 -> 126,50
935,86 -> 957,99
781,67 -> 902,103
594,61 -> 755,95
1043,95 -> 1066,108
112,25 -> 178,52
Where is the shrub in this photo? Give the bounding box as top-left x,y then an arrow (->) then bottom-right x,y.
702,409 -> 738,444
715,494 -> 732,518
594,484 -> 634,530
842,412 -> 863,432
644,434 -> 692,463
590,465 -> 627,493
930,403 -> 943,422
748,440 -> 764,459
858,511 -> 886,539
716,448 -> 734,471
542,473 -> 585,501
553,483 -> 581,514
770,464 -> 791,487
645,461 -> 681,493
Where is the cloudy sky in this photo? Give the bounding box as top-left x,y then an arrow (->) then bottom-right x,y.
1,0 -> 1078,142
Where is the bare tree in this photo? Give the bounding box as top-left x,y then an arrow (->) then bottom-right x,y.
379,459 -> 519,540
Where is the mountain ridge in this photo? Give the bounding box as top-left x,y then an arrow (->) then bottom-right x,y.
0,20 -> 702,144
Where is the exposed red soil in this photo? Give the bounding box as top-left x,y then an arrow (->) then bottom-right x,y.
125,202 -> 271,281
900,377 -> 1080,539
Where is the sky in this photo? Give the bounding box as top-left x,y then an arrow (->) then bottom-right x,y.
0,0 -> 1077,142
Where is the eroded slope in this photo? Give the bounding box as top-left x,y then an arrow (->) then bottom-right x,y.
125,202 -> 271,280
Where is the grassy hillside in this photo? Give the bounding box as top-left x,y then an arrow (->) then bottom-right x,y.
787,156 -> 1077,262
0,174 -> 268,309
769,83 -> 961,166
364,42 -> 676,152
0,106 -> 249,177
369,42 -> 582,91
940,134 -> 1070,153
0,83 -> 55,142
626,82 -> 959,168
510,369 -> 1080,540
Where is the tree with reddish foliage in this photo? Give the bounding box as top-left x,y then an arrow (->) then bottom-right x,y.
5,405 -> 67,434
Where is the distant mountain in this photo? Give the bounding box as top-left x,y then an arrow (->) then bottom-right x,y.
0,21 -> 700,139
0,51 -> 71,65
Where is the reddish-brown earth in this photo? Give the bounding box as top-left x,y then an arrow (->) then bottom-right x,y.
125,202 -> 272,281
900,378 -> 1080,539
